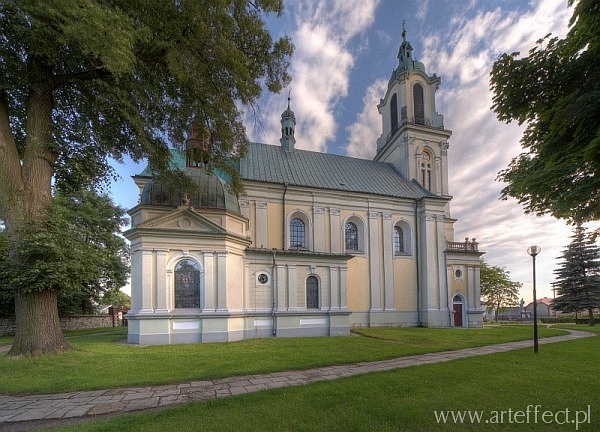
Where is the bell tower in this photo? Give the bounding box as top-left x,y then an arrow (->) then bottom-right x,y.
280,92 -> 296,152
374,27 -> 451,198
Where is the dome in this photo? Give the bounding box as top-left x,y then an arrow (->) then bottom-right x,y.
140,169 -> 240,214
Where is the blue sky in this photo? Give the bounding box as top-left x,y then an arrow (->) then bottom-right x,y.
109,0 -> 598,302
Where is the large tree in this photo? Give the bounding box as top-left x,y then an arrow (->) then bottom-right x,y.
480,261 -> 522,321
0,0 -> 292,356
552,224 -> 600,326
0,190 -> 130,318
490,0 -> 600,223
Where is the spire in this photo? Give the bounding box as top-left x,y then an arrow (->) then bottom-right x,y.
280,90 -> 296,152
397,20 -> 414,70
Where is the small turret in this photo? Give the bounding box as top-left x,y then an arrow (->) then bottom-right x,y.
280,92 -> 296,152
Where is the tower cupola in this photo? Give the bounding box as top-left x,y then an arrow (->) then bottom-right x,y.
280,93 -> 296,152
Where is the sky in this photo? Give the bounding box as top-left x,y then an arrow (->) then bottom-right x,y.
109,0 -> 598,303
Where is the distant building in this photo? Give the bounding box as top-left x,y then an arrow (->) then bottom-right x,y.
124,30 -> 485,345
525,297 -> 556,317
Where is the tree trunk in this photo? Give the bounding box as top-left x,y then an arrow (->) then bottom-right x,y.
1,57 -> 72,356
588,308 -> 595,326
8,290 -> 71,356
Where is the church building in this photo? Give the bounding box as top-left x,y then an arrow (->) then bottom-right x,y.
124,32 -> 485,345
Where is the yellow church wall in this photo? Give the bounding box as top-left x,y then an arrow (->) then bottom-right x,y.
267,202 -> 283,249
393,258 -> 418,311
347,257 -> 370,311
449,266 -> 467,297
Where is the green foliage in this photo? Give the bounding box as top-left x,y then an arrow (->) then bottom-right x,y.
490,0 -> 600,223
0,0 -> 292,355
0,0 -> 293,193
0,191 -> 129,317
102,289 -> 131,308
480,261 -> 522,320
552,224 -> 600,322
539,317 -> 577,324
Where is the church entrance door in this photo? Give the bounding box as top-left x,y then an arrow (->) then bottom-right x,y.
453,303 -> 463,327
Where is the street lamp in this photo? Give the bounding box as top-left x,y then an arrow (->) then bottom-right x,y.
527,245 -> 541,354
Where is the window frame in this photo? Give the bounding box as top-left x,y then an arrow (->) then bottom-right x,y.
343,215 -> 365,254
174,258 -> 202,309
393,220 -> 412,257
345,221 -> 359,251
413,83 -> 425,125
289,217 -> 306,248
306,275 -> 320,309
394,225 -> 405,255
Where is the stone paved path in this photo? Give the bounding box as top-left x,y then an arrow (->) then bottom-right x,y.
0,329 -> 594,431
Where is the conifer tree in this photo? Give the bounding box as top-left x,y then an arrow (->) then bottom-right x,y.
552,225 -> 600,325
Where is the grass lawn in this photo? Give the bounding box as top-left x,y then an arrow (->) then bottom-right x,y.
50,325 -> 599,432
0,325 -> 566,394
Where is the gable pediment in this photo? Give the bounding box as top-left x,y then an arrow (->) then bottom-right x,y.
136,207 -> 226,234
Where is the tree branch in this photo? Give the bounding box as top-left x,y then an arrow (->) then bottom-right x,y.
52,68 -> 111,88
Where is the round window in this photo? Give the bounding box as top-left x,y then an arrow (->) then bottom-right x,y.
258,273 -> 269,284
455,269 -> 463,279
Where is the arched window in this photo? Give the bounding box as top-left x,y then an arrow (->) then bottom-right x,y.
394,226 -> 404,254
306,276 -> 319,309
343,216 -> 365,252
290,218 -> 305,248
390,93 -> 398,133
420,150 -> 432,191
413,83 -> 424,125
393,221 -> 412,256
345,222 -> 359,251
174,259 -> 201,308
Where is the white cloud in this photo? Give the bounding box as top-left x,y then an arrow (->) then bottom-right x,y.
345,79 -> 387,159
342,0 -> 585,301
418,0 -> 573,299
415,0 -> 429,22
245,0 -> 380,152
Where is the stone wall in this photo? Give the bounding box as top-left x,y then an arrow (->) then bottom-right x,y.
0,319 -> 16,337
0,315 -> 116,337
59,315 -> 113,332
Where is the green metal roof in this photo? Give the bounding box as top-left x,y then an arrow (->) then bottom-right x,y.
240,143 -> 434,200
136,143 -> 435,200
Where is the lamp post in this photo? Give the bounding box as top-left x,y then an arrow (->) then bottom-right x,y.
527,245 -> 541,354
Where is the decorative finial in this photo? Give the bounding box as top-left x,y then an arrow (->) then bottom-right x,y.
402,20 -> 406,41
287,88 -> 292,109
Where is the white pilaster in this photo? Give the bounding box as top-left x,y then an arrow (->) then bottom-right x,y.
140,249 -> 154,313
155,249 -> 169,313
130,249 -> 142,312
204,252 -> 215,311
340,266 -> 348,310
216,252 -> 228,312
368,211 -> 381,310
330,266 -> 340,310
382,213 -> 395,310
276,264 -> 287,310
287,265 -> 297,310
434,156 -> 442,195
330,208 -> 341,253
436,215 -> 449,313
